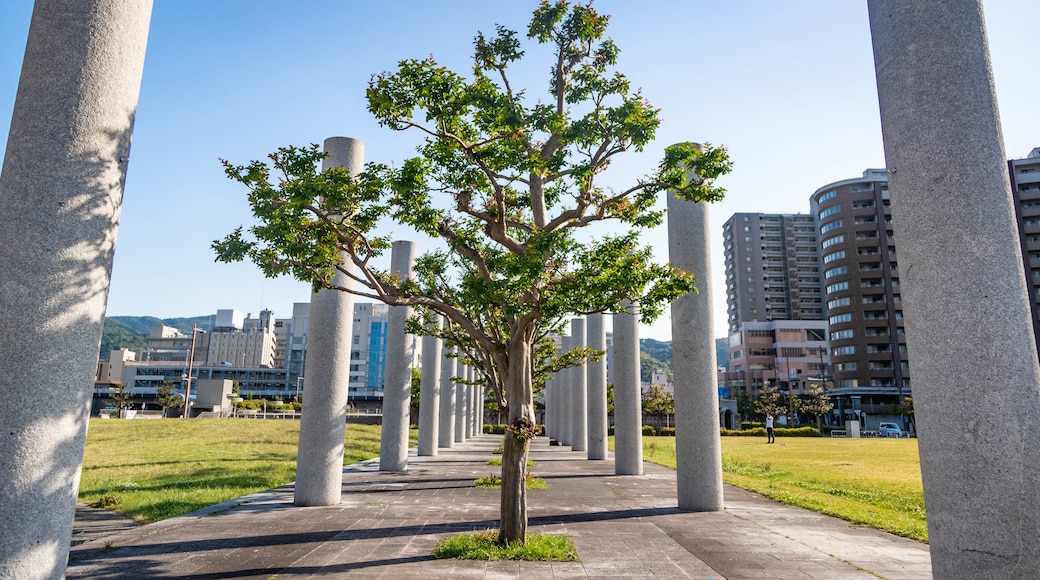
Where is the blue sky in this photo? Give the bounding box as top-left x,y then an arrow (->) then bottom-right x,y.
1,1 -> 1037,340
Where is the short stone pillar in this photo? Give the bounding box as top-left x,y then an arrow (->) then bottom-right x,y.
438,350 -> 456,449
587,313 -> 608,460
417,317 -> 442,456
613,301 -> 643,475
569,318 -> 588,452
457,365 -> 470,442
845,420 -> 861,439
668,176 -> 724,511
0,1 -> 152,576
869,1 -> 1040,574
380,241 -> 417,471
296,137 -> 363,506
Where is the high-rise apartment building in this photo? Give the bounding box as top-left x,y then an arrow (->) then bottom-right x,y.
723,213 -> 823,334
1011,147 -> 1040,349
349,302 -> 389,401
810,169 -> 909,399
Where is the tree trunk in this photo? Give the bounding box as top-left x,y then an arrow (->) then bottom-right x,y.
498,335 -> 535,545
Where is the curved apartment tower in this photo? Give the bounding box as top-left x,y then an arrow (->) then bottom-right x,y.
811,169 -> 909,406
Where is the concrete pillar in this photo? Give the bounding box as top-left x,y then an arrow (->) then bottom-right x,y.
469,367 -> 479,437
0,2 -> 151,576
870,2 -> 1040,575
455,363 -> 468,443
570,318 -> 588,452
613,301 -> 643,475
668,177 -> 724,511
379,241 -> 417,471
417,317 -> 442,456
587,313 -> 608,460
545,372 -> 556,440
295,137 -> 363,506
438,350 -> 456,448
558,338 -> 573,447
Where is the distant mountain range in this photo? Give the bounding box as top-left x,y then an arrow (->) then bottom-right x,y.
99,315 -> 731,373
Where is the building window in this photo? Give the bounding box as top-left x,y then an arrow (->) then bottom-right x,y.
822,235 -> 845,249
824,266 -> 847,279
831,329 -> 854,340
835,379 -> 859,388
820,220 -> 843,234
829,313 -> 853,324
826,281 -> 849,293
818,205 -> 841,219
823,250 -> 846,264
818,190 -> 836,202
832,345 -> 856,356
827,297 -> 851,309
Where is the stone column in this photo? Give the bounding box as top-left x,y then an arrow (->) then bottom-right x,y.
469,367 -> 479,437
558,338 -> 573,447
545,372 -> 556,441
438,350 -> 456,449
295,137 -> 363,506
613,301 -> 643,475
570,318 -> 588,452
455,363 -> 468,443
417,317 -> 442,456
668,174 -> 724,511
587,313 -> 608,460
0,2 -> 151,576
869,2 -> 1040,575
379,241 -> 417,471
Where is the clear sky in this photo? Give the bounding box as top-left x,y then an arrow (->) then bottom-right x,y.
1,1 -> 1037,340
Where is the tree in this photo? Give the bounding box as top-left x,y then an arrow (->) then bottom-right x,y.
800,385 -> 834,432
214,1 -> 729,544
156,381 -> 182,418
753,386 -> 786,421
900,395 -> 916,431
642,384 -> 674,431
106,383 -> 135,419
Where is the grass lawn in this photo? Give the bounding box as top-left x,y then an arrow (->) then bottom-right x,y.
80,419 -> 414,523
612,435 -> 927,542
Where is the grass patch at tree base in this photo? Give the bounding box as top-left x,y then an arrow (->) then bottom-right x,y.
434,530 -> 578,561
473,474 -> 547,489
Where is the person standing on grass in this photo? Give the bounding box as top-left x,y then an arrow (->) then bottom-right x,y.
766,414 -> 775,444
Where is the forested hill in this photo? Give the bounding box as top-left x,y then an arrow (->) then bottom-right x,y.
99,315 -> 215,357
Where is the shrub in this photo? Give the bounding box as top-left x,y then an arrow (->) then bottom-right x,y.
642,425 -> 657,436
721,427 -> 765,437
719,426 -> 822,437
658,427 -> 676,437
484,424 -> 507,435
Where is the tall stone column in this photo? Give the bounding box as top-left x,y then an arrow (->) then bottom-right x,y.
569,318 -> 588,452
668,174 -> 724,511
380,241 -> 417,471
455,363 -> 468,443
613,301 -> 643,475
545,372 -> 556,440
558,338 -> 573,447
417,317 -> 442,456
0,2 -> 151,576
438,350 -> 456,448
587,313 -> 608,460
295,137 -> 363,506
469,367 -> 479,437
869,2 -> 1040,575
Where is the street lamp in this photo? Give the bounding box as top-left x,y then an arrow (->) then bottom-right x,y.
182,325 -> 207,419
296,376 -> 304,401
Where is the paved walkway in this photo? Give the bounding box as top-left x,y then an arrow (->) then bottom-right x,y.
68,435 -> 931,579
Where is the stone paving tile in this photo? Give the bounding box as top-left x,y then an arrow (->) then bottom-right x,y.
69,435 -> 931,579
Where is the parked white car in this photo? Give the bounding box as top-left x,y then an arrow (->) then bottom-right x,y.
878,422 -> 904,437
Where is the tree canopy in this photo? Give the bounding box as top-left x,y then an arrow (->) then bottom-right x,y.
214,0 -> 730,544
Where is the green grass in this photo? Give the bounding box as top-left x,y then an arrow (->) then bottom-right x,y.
434,530 -> 578,561
610,435 -> 927,542
486,457 -> 535,466
81,419 -> 415,523
473,474 -> 547,489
